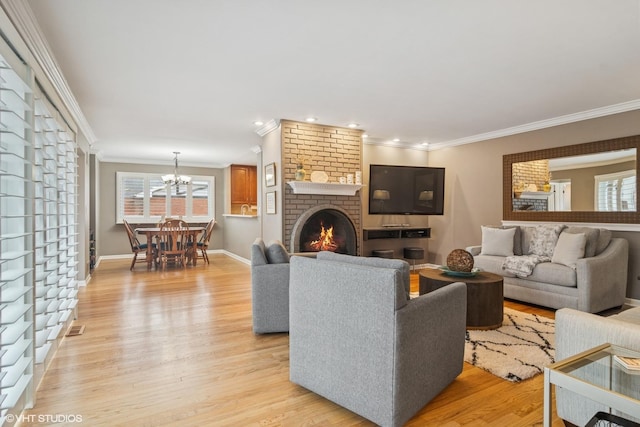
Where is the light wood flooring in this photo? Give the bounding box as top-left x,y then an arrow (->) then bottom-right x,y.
23,255 -> 565,426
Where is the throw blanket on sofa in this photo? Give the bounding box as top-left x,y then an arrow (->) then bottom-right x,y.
502,255 -> 550,278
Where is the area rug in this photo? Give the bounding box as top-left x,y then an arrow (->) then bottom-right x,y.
465,308 -> 555,382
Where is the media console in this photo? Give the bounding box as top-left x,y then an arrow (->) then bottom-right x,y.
363,227 -> 431,240
361,227 -> 431,259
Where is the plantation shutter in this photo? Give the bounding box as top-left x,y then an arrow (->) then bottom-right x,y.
595,170 -> 636,212
1,45 -> 35,420
32,90 -> 79,373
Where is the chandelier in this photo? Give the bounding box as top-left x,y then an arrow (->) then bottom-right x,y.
162,151 -> 191,186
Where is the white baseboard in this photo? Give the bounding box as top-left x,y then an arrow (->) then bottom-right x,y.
220,250 -> 250,265
625,298 -> 640,307
96,250 -> 244,266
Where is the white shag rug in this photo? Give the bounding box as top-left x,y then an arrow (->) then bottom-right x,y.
465,307 -> 555,382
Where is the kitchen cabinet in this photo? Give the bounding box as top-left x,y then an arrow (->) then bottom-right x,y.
231,165 -> 257,205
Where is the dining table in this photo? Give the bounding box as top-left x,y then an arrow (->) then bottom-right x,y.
135,226 -> 205,269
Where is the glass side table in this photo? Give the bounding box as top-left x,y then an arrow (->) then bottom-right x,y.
544,343 -> 640,427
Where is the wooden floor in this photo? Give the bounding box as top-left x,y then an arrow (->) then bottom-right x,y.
23,255 -> 565,426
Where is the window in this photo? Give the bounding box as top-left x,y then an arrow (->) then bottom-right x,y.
594,170 -> 636,211
117,172 -> 215,223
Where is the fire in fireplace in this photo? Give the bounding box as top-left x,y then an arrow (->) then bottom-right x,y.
295,208 -> 357,255
306,223 -> 339,252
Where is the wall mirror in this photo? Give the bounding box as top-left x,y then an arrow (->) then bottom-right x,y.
503,135 -> 640,223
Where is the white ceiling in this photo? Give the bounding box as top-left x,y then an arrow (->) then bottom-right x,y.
25,0 -> 640,167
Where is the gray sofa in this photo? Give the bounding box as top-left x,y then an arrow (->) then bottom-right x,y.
467,225 -> 628,313
289,252 -> 467,427
555,307 -> 640,426
250,238 -> 292,333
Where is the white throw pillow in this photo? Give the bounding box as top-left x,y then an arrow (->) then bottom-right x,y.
551,232 -> 586,269
480,226 -> 516,257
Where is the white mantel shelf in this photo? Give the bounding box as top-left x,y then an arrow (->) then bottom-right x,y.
517,191 -> 552,199
287,181 -> 363,196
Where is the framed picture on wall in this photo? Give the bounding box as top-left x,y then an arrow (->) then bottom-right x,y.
266,191 -> 276,214
265,163 -> 276,187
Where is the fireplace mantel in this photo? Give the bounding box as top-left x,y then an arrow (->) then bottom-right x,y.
287,181 -> 363,196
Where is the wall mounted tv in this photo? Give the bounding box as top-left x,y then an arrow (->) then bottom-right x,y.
368,165 -> 445,215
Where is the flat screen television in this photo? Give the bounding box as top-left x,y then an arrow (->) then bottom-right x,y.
368,164 -> 445,215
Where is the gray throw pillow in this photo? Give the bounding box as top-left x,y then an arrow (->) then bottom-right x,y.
596,229 -> 612,255
251,238 -> 268,266
265,240 -> 290,264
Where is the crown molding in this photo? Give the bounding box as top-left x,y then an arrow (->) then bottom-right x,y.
362,139 -> 430,152
254,119 -> 280,137
427,99 -> 640,151
0,0 -> 97,146
99,155 -> 226,169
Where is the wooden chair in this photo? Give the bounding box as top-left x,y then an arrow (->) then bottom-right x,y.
123,219 -> 152,270
156,219 -> 190,270
193,218 -> 216,264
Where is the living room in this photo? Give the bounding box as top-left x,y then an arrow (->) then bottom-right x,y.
2,1 -> 640,426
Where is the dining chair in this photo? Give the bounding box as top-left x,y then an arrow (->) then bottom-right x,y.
156,219 -> 190,269
123,219 -> 153,270
193,218 -> 216,264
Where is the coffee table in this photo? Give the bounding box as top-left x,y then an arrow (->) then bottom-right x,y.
544,343 -> 640,427
419,268 -> 504,330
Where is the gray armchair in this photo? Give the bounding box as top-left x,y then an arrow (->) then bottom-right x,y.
250,238 -> 291,333
289,254 -> 467,427
555,307 -> 640,426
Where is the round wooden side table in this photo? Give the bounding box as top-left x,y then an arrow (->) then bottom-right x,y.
419,268 -> 504,330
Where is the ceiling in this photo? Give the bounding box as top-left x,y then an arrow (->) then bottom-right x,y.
24,0 -> 640,168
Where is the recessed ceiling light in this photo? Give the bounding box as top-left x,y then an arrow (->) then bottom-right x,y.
347,123 -> 359,128
421,142 -> 429,146
362,134 -> 368,139
392,138 -> 400,142
305,117 -> 317,123
253,120 -> 264,126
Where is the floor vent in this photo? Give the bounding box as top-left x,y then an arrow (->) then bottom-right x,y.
66,325 -> 85,337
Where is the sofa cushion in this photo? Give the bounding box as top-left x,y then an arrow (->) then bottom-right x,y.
564,227 -> 599,258
528,225 -> 565,257
265,240 -> 290,264
527,262 -> 576,287
480,226 -> 516,257
551,232 -> 586,269
473,254 -> 516,278
596,229 -> 612,255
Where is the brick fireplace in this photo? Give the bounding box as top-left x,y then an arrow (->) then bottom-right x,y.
280,120 -> 363,255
